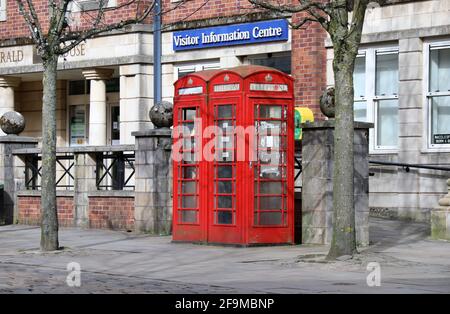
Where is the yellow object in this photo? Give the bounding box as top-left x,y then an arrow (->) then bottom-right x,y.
294,107 -> 314,140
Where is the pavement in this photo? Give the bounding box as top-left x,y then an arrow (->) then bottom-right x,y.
0,217 -> 449,294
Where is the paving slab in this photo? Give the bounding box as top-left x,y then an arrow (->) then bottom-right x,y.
0,218 -> 449,293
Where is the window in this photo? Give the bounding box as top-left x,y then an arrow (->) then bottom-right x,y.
352,47 -> 399,151
175,61 -> 220,80
71,0 -> 117,12
246,52 -> 291,74
427,44 -> 450,147
0,0 -> 6,21
375,51 -> 399,148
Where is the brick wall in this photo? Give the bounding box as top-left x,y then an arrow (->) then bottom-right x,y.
89,196 -> 134,230
18,195 -> 135,231
291,14 -> 327,119
18,196 -> 74,227
0,0 -> 153,42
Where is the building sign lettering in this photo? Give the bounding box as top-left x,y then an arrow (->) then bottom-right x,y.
250,83 -> 288,92
0,49 -> 24,64
63,43 -> 86,58
434,134 -> 450,144
173,19 -> 288,51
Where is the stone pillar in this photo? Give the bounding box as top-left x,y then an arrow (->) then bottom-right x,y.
82,68 -> 114,146
301,121 -> 373,246
133,129 -> 172,234
0,136 -> 38,225
73,152 -> 97,227
119,64 -> 153,144
397,37 -> 426,221
431,179 -> 450,241
0,77 -> 21,136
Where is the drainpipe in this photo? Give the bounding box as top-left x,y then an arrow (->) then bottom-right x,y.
153,0 -> 162,105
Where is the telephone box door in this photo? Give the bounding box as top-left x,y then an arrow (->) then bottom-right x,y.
206,97 -> 243,244
247,98 -> 294,244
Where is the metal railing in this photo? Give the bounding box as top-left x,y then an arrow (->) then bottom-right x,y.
96,151 -> 135,191
369,160 -> 450,173
24,153 -> 75,190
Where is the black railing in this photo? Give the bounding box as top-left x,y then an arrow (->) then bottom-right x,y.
369,160 -> 450,173
96,151 -> 135,190
294,154 -> 302,190
25,153 -> 75,190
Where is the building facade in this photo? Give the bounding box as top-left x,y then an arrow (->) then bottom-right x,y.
328,0 -> 450,222
1,0 -> 450,227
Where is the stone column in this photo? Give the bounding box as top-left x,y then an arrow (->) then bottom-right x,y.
431,179 -> 450,241
301,121 -> 373,246
73,152 -> 97,227
0,77 -> 21,136
0,136 -> 38,225
396,38 -> 426,221
133,128 -> 172,234
82,68 -> 114,146
119,64 -> 153,144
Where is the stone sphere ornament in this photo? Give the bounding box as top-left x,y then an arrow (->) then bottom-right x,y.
319,87 -> 335,118
0,111 -> 26,135
149,101 -> 173,128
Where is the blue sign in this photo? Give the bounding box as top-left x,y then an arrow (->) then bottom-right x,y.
173,19 -> 289,51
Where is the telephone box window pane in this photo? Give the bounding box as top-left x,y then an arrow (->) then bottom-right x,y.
258,196 -> 282,210
181,196 -> 197,208
180,210 -> 197,223
182,122 -> 195,135
217,105 -> 233,118
258,165 -> 282,179
259,106 -> 282,119
431,96 -> 450,143
217,211 -> 233,224
430,48 -> 450,92
217,181 -> 233,193
183,137 -> 196,149
217,166 -> 233,178
183,151 -> 196,162
259,182 -> 282,194
257,212 -> 282,226
182,167 -> 197,179
377,99 -> 398,147
217,196 -> 233,208
181,181 -> 196,194
217,120 -> 233,133
182,108 -> 196,120
216,151 -> 233,162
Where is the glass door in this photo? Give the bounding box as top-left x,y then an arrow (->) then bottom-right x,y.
207,98 -> 242,244
252,102 -> 288,227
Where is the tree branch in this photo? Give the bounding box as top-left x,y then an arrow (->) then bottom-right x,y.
57,1 -> 156,55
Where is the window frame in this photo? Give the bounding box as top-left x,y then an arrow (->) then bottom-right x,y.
424,41 -> 450,150
354,46 -> 399,153
70,0 -> 117,13
0,0 -> 6,22
174,60 -> 221,81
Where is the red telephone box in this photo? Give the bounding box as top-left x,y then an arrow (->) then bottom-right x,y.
173,65 -> 295,245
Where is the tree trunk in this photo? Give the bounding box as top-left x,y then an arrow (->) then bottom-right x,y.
327,49 -> 357,259
40,56 -> 59,251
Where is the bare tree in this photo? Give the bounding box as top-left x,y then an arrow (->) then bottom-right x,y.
249,0 -> 382,259
15,0 -> 159,251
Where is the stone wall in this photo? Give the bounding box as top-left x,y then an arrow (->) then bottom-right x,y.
301,121 -> 372,246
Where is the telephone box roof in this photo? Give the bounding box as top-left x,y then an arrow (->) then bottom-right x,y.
187,65 -> 293,82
